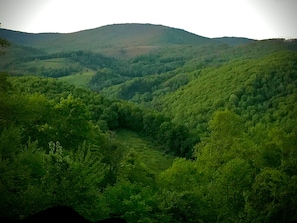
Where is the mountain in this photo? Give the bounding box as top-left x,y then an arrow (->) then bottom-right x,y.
0,23 -> 220,57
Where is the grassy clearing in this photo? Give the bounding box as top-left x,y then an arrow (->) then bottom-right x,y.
58,69 -> 95,88
115,128 -> 175,173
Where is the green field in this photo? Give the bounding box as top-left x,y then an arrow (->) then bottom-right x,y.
115,128 -> 175,173
58,70 -> 95,88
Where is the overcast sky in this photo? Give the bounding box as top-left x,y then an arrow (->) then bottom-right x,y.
0,0 -> 296,40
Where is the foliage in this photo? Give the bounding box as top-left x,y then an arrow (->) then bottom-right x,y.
1,33 -> 297,222
0,37 -> 10,55
0,38 -> 10,48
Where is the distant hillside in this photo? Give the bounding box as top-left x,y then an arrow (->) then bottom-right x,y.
0,29 -> 61,46
152,50 -> 297,133
214,37 -> 255,46
91,38 -> 297,102
0,43 -> 47,70
0,23 -> 219,57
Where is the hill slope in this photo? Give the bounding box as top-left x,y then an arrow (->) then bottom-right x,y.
152,50 -> 297,133
92,39 -> 297,102
0,23 -> 219,57
214,36 -> 255,46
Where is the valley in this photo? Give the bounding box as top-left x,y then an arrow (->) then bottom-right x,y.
1,23 -> 297,223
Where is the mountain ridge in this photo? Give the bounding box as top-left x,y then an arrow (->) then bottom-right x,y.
214,36 -> 255,46
0,23 -> 236,57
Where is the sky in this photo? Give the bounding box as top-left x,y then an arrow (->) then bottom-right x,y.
0,0 -> 296,40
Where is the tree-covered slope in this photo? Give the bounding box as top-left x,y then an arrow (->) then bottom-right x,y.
0,28 -> 61,46
0,43 -> 46,69
93,39 -> 297,107
0,24 -> 219,56
214,36 -> 255,46
153,50 -> 297,133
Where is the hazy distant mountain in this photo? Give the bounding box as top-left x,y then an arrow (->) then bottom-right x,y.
0,29 -> 62,47
214,37 -> 255,46
0,23 -> 220,56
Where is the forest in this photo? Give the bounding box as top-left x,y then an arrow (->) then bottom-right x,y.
0,24 -> 297,223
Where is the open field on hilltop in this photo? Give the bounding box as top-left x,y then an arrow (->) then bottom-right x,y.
115,128 -> 175,173
58,69 -> 96,88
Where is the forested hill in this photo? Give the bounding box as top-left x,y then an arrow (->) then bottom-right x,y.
0,23 -> 218,56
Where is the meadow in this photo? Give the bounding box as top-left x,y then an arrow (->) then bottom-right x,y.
59,69 -> 95,88
115,128 -> 175,173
